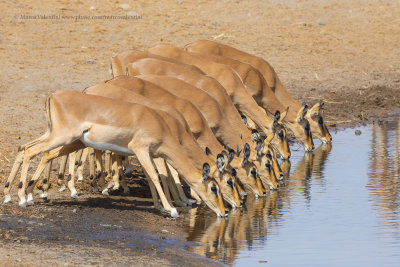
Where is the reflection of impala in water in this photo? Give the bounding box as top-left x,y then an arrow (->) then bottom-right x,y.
185,143 -> 332,265
368,121 -> 400,234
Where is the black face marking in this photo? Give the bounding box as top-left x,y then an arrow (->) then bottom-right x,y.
119,175 -> 122,181
28,180 -> 34,187
205,147 -> 212,156
5,182 -> 9,188
265,162 -> 272,171
67,174 -> 71,181
89,175 -> 94,180
111,170 -> 115,176
227,179 -> 234,188
96,171 -> 102,179
18,182 -> 23,189
274,110 -> 281,123
57,173 -> 63,179
104,171 -> 108,177
266,151 -> 272,160
43,178 -> 48,184
77,161 -> 82,167
75,161 -> 79,166
121,156 -> 126,161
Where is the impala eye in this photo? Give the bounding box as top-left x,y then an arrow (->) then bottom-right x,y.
227,179 -> 234,188
278,131 -> 284,140
250,168 -> 257,178
318,116 -> 324,126
266,151 -> 272,160
211,185 -> 218,195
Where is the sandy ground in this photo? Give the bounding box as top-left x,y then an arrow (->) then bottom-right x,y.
0,0 -> 399,266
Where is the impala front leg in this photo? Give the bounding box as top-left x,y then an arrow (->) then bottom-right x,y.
76,147 -> 89,181
135,150 -> 178,217
67,151 -> 79,199
4,151 -> 24,203
57,155 -> 68,192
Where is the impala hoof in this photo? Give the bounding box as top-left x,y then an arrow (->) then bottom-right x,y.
77,175 -> 84,181
70,189 -> 79,199
170,208 -> 179,218
58,184 -> 66,192
4,195 -> 11,203
27,194 -> 34,205
101,189 -> 109,196
19,198 -> 27,207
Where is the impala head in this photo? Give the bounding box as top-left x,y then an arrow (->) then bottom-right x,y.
270,110 -> 291,159
264,137 -> 283,182
199,163 -> 227,217
221,149 -> 247,202
234,143 -> 265,198
294,104 -> 315,152
214,153 -> 242,209
306,101 -> 332,144
254,133 -> 281,190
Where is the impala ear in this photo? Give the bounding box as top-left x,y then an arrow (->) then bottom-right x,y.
241,114 -> 248,126
236,145 -> 242,157
279,107 -> 289,124
216,154 -> 226,174
309,102 -> 321,119
201,163 -> 211,183
227,149 -> 235,165
319,100 -> 324,112
296,104 -> 308,122
205,147 -> 212,156
256,140 -> 264,158
251,129 -> 261,142
242,143 -> 251,166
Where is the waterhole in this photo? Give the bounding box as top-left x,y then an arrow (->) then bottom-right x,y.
185,120 -> 400,266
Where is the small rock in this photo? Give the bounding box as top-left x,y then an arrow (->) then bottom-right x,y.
16,259 -> 22,262
90,6 -> 96,11
161,229 -> 169,233
316,19 -> 325,26
355,130 -> 362,135
177,0 -> 183,4
119,4 -> 131,10
127,11 -> 140,17
85,59 -> 96,64
72,208 -> 77,213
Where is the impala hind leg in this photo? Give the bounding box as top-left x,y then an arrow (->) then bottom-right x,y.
67,151 -> 79,199
135,151 -> 178,217
92,150 -> 105,193
4,151 -> 24,203
76,148 -> 89,181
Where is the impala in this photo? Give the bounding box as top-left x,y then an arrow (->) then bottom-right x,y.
185,40 -> 332,144
145,44 -> 304,151
8,91 -> 227,217
182,49 -> 316,149
105,75 -> 268,194
111,50 -> 291,159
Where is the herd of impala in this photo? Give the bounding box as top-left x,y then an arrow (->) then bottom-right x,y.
3,40 -> 332,217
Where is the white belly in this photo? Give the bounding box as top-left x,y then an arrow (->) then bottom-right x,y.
80,131 -> 135,156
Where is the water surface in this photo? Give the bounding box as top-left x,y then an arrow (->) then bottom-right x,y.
185,121 -> 400,266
